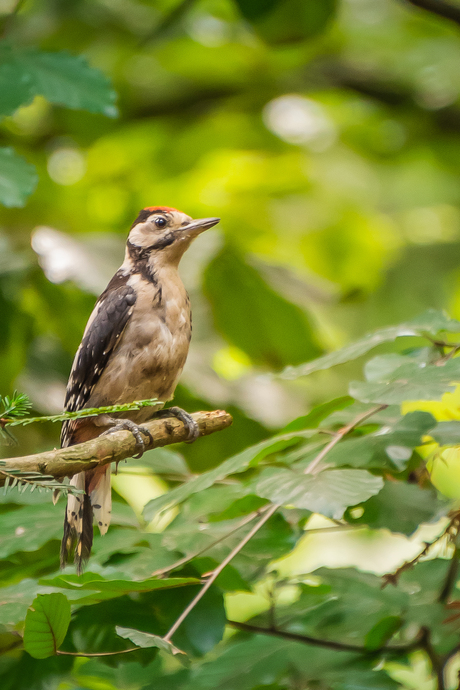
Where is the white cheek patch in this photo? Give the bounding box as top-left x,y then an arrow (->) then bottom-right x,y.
128,223 -> 156,248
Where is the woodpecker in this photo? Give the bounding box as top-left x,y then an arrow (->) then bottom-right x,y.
60,206 -> 220,573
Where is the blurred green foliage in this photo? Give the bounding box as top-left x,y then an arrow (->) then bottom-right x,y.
3,0 -> 460,687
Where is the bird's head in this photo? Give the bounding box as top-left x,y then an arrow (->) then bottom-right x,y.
127,207 -> 219,266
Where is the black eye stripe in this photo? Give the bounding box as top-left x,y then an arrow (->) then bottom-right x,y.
151,233 -> 175,249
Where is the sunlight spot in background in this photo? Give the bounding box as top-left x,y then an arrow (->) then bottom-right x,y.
401,205 -> 460,244
263,95 -> 337,151
47,148 -> 86,185
415,64 -> 459,110
0,0 -> 19,13
111,467 -> 177,533
31,226 -> 122,293
16,374 -> 65,413
213,346 -> 252,381
32,227 -> 79,284
188,14 -> 231,47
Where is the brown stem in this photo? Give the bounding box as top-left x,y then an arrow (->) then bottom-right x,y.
383,513 -> 460,588
305,404 -> 387,475
57,647 -> 139,657
439,546 -> 459,603
420,627 -> 445,690
0,410 -> 232,484
227,620 -> 421,655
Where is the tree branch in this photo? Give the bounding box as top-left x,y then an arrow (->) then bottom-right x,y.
382,512 -> 460,588
227,620 -> 421,655
404,0 -> 460,27
0,410 -> 232,485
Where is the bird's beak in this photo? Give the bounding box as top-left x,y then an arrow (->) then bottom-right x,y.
182,217 -> 220,236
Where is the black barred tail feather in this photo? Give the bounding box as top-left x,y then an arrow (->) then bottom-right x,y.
60,471 -> 92,573
60,466 -> 112,574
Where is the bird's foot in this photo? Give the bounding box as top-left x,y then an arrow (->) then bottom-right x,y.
101,419 -> 153,458
155,407 -> 200,443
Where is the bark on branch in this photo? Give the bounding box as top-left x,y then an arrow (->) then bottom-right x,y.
0,410 -> 232,484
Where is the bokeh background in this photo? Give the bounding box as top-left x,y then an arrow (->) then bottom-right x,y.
4,0 -> 460,465
2,0 -> 460,597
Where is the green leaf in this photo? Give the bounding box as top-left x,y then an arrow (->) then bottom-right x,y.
430,421 -> 460,445
314,411 -> 436,472
143,434 -> 306,521
38,574 -> 200,606
0,579 -> 76,626
203,247 -> 321,369
307,569 -> 407,640
178,633 -> 398,690
23,593 -> 70,659
320,402 -> 402,429
277,310 -> 460,380
0,147 -> 38,207
255,467 -> 383,518
132,447 -> 189,476
116,626 -> 185,656
347,481 -> 449,536
396,560 -> 459,648
350,358 -> 460,404
0,43 -> 117,117
0,503 -> 64,558
0,50 -> 33,116
365,616 -> 403,650
282,396 -> 353,432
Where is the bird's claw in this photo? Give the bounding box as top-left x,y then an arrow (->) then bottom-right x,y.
102,420 -> 153,458
155,406 -> 200,443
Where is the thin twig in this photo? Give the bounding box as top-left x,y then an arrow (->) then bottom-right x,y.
227,620 -> 421,654
305,404 -> 387,475
57,647 -> 139,657
151,505 -> 272,577
382,513 -> 460,588
0,469 -> 79,495
163,503 -> 280,642
426,338 -> 460,349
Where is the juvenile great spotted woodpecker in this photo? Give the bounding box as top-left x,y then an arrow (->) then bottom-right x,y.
60,206 -> 220,573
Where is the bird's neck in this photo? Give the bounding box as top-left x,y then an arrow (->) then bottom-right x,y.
121,248 -> 187,300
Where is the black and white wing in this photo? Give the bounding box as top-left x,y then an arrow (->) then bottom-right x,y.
61,271 -> 136,448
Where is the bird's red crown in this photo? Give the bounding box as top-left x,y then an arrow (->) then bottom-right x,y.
143,206 -> 181,213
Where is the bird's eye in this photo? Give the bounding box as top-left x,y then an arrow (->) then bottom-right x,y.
155,217 -> 167,228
